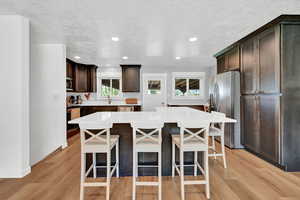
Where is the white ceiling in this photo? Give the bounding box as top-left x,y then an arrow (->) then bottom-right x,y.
1,0 -> 300,68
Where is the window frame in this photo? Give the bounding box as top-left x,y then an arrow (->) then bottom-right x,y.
172,72 -> 205,99
97,72 -> 123,99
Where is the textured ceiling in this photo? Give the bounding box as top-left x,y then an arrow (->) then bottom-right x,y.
0,0 -> 300,68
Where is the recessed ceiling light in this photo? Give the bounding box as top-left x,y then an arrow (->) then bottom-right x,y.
175,56 -> 181,60
111,37 -> 119,42
74,56 -> 81,60
122,56 -> 128,60
189,37 -> 198,42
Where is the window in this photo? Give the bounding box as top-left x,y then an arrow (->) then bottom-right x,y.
172,72 -> 205,99
147,80 -> 161,94
100,79 -> 121,97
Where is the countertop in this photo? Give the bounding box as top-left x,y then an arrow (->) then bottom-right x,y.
69,107 -> 236,124
68,100 -> 141,108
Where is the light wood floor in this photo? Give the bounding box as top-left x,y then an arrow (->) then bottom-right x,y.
1,135 -> 300,200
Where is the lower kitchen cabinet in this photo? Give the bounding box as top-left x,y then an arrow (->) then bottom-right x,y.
242,95 -> 280,164
242,96 -> 260,153
258,95 -> 280,163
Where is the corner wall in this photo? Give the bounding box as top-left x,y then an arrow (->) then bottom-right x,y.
0,15 -> 30,178
30,44 -> 67,166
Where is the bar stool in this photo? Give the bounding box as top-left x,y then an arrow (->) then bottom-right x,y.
208,111 -> 227,168
131,121 -> 164,200
172,120 -> 210,199
79,122 -> 119,200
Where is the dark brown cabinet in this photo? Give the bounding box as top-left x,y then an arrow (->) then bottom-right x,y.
67,59 -> 98,93
242,95 -> 280,163
121,65 -> 141,92
240,27 -> 280,95
215,15 -> 300,171
66,60 -> 73,78
216,46 -> 240,74
242,96 -> 260,152
87,65 -> 97,92
241,38 -> 258,94
258,28 -> 280,94
258,95 -> 280,163
74,64 -> 88,92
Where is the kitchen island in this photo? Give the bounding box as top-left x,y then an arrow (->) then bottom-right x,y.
69,107 -> 236,176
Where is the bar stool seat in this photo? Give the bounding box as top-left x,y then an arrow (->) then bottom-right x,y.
135,135 -> 160,152
83,135 -> 120,153
208,127 -> 222,136
171,135 -> 208,151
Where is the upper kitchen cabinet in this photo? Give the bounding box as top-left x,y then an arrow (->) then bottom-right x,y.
216,45 -> 240,74
240,38 -> 258,94
87,65 -> 97,93
66,59 -> 74,79
121,65 -> 141,92
67,59 -> 98,92
257,27 -> 280,94
74,64 -> 88,92
240,27 -> 280,94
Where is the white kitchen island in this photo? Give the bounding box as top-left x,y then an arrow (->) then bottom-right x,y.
69,107 -> 236,176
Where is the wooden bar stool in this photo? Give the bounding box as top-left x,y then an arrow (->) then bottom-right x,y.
208,111 -> 227,168
79,122 -> 119,200
131,121 -> 164,200
172,120 -> 210,199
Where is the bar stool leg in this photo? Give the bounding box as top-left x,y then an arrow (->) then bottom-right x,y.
204,150 -> 210,199
172,142 -> 175,177
93,153 -> 97,178
132,150 -> 136,200
221,135 -> 227,168
80,153 -> 86,200
212,136 -> 216,159
116,140 -> 119,177
106,150 -> 111,200
180,148 -> 185,200
194,151 -> 197,176
158,149 -> 162,200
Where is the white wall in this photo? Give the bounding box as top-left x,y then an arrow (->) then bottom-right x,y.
30,44 -> 66,166
0,15 -> 30,178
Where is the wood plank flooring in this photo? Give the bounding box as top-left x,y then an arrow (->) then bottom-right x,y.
1,134 -> 300,200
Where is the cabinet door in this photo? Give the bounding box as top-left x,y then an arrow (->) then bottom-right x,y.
66,61 -> 73,78
227,47 -> 240,70
121,66 -> 141,92
242,96 -> 260,153
258,95 -> 280,163
88,66 -> 97,92
75,64 -> 88,92
217,55 -> 226,74
258,28 -> 280,93
241,38 -> 258,94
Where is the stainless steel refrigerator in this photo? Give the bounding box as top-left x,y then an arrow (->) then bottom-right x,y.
210,71 -> 243,149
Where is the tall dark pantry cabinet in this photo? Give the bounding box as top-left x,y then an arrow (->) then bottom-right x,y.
215,15 -> 300,171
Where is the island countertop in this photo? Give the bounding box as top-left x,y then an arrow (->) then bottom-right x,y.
68,107 -> 236,124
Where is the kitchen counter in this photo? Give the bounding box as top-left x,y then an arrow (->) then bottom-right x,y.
68,100 -> 142,108
69,107 -> 235,124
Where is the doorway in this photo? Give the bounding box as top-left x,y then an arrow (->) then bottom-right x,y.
142,73 -> 167,111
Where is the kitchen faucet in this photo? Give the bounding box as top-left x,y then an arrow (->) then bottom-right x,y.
107,95 -> 112,104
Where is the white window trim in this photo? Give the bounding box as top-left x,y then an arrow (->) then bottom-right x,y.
97,72 -> 123,99
172,72 -> 205,100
